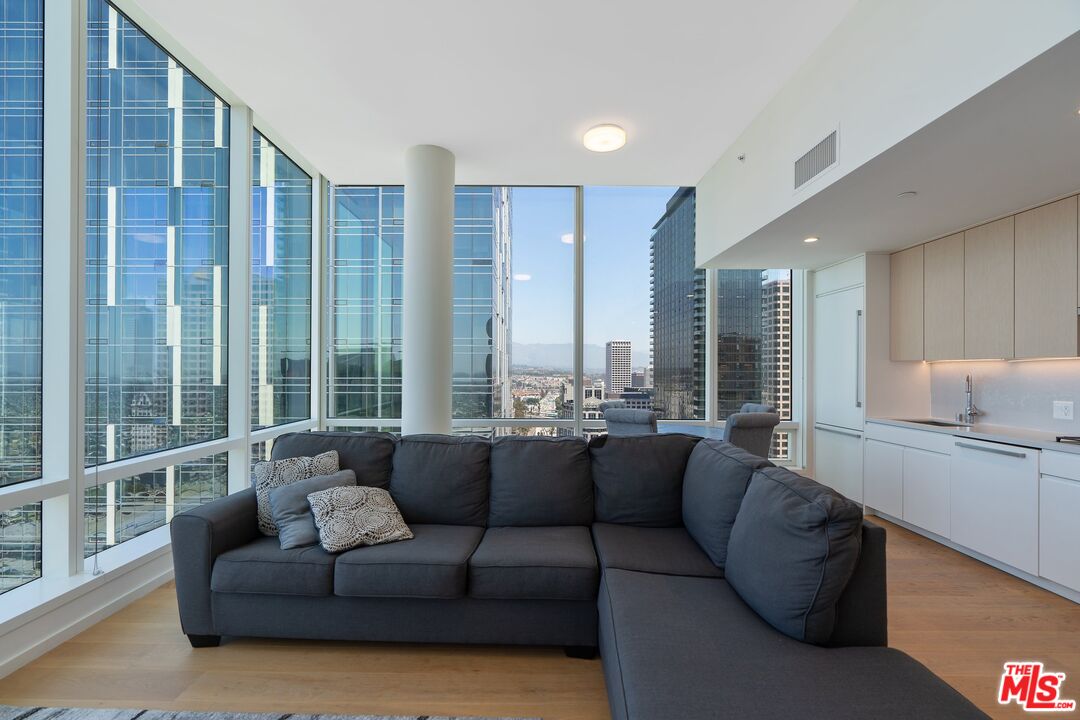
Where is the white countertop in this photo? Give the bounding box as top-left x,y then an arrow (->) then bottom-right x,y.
868,417 -> 1080,455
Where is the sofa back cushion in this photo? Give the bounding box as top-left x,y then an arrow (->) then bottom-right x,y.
488,436 -> 592,526
725,466 -> 864,645
682,440 -> 773,570
272,431 -> 396,489
590,433 -> 700,527
390,434 -> 490,526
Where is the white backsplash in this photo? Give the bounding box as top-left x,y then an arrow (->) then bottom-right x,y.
930,360 -> 1080,433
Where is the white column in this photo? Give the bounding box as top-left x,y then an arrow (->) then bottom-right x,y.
227,105 -> 253,493
402,145 -> 454,435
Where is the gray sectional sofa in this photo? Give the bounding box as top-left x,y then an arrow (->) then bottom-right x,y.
171,431 -> 988,719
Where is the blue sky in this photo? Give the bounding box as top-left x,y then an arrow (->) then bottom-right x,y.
509,186 -> 676,351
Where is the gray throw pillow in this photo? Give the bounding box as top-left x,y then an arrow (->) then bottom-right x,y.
269,469 -> 357,550
252,450 -> 340,535
725,466 -> 864,645
308,485 -> 414,554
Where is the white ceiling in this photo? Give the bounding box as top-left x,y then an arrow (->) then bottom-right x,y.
128,0 -> 858,185
712,31 -> 1080,269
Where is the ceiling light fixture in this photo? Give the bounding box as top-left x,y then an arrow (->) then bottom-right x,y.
583,124 -> 627,153
804,236 -> 819,244
560,233 -> 574,245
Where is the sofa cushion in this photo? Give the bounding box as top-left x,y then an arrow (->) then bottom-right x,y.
269,469 -> 357,550
488,436 -> 592,526
598,569 -> 987,720
389,435 -> 490,526
591,522 -> 722,578
334,524 -> 484,599
252,450 -> 340,536
589,433 -> 700,527
271,431 -> 397,489
210,536 -> 336,596
682,440 -> 772,569
725,466 -> 864,644
308,485 -> 413,553
468,526 -> 599,600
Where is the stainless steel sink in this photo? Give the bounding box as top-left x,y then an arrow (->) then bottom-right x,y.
904,419 -> 972,428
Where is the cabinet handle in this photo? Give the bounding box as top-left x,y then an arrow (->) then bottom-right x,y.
816,424 -> 863,439
954,441 -> 1027,459
855,310 -> 863,408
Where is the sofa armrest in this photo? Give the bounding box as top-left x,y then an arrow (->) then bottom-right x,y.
169,488 -> 258,636
828,520 -> 888,647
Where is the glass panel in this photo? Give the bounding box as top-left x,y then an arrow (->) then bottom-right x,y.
0,0 -> 44,486
453,426 -> 565,439
715,269 -> 793,420
584,187 -> 700,419
85,0 -> 230,466
251,130 -> 312,430
0,503 -> 41,594
84,451 -> 227,557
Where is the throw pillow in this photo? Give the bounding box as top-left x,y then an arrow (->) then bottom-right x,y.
308,485 -> 414,553
725,466 -> 864,645
252,450 -> 340,535
269,469 -> 357,550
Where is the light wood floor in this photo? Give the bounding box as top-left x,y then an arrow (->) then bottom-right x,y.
0,519 -> 1077,720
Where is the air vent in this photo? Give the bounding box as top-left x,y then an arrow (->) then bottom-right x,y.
794,130 -> 837,189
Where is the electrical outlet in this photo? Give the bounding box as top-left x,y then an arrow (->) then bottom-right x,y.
1053,401 -> 1074,421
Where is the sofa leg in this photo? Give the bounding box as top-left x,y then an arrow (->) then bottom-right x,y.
564,645 -> 598,660
187,634 -> 221,648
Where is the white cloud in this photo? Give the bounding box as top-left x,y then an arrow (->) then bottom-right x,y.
513,273 -> 532,281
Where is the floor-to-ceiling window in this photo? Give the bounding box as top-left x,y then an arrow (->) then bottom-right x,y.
251,130 -> 312,430
0,0 -> 44,593
84,0 -> 229,555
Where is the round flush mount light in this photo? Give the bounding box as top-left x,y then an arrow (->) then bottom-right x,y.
804,236 -> 819,244
583,124 -> 627,153
897,190 -> 918,199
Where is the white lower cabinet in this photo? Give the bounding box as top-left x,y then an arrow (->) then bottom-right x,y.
949,438 -> 1039,575
814,424 -> 864,503
1039,474 -> 1080,591
902,448 -> 950,538
863,440 -> 902,517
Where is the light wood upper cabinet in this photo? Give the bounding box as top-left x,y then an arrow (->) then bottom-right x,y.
964,217 -> 1014,359
1014,196 -> 1078,359
890,245 -> 924,360
923,233 -> 965,361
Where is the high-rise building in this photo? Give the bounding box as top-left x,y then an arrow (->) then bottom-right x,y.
650,187 -> 704,419
762,272 -> 793,457
716,270 -> 765,418
605,341 -> 632,398
329,186 -> 512,421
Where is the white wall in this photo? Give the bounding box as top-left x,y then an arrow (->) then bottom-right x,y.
696,0 -> 1080,269
931,360 -> 1080,434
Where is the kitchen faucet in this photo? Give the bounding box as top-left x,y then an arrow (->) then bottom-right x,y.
957,374 -> 981,424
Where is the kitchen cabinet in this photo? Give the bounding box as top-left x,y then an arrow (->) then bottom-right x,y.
902,447 -> 950,538
863,439 -> 902,517
949,437 -> 1038,574
814,424 -> 863,503
1014,196 -> 1078,359
889,245 -> 923,361
964,217 -> 1014,359
923,233 -> 965,361
1040,475 -> 1080,591
813,285 -> 865,431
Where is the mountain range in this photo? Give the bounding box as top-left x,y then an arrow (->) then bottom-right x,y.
511,342 -> 650,373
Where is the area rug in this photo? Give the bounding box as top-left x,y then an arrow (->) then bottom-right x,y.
0,708 -> 536,720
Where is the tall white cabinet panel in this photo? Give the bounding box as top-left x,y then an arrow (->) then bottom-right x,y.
814,425 -> 864,503
1039,474 -> 1080,591
902,448 -> 950,538
813,286 -> 865,431
949,439 -> 1038,574
863,440 -> 902,517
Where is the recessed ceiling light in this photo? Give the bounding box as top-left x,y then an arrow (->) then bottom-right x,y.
583,124 -> 627,153
804,236 -> 819,244
897,190 -> 918,199
513,273 -> 532,282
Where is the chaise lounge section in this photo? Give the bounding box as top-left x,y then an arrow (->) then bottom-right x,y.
171,431 -> 987,719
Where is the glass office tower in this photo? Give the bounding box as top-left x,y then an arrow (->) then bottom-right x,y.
83,0 -> 229,555
328,185 -> 511,421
